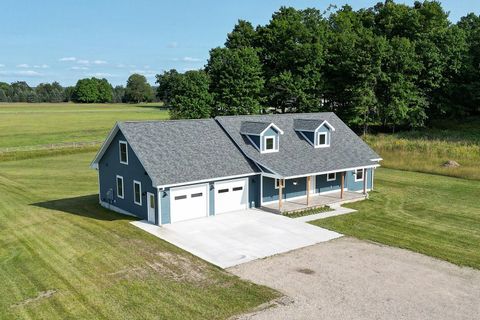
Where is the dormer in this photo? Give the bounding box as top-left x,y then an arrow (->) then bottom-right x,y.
240,121 -> 284,154
294,119 -> 335,148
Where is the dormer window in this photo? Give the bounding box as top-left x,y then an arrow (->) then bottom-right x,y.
240,121 -> 283,154
294,119 -> 335,149
316,132 -> 329,147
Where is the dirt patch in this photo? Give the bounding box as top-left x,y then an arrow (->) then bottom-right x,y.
107,251 -> 210,284
295,268 -> 315,275
442,160 -> 460,167
11,289 -> 57,308
228,296 -> 295,320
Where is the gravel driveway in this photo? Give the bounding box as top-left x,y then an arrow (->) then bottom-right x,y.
229,237 -> 480,320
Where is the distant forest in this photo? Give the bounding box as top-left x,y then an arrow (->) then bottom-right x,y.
0,74 -> 159,104
2,1 -> 480,133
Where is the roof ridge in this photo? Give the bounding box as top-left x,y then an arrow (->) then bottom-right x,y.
120,118 -> 215,124
216,112 -> 334,119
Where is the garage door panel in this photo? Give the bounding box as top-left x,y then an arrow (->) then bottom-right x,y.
170,184 -> 208,223
214,178 -> 248,214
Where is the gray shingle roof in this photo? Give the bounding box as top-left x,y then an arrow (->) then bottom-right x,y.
240,121 -> 271,135
216,113 -> 380,178
293,119 -> 325,132
118,119 -> 257,187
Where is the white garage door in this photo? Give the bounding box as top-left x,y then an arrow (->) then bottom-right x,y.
214,178 -> 248,214
170,183 -> 208,223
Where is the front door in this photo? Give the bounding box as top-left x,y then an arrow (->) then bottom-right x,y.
147,192 -> 155,224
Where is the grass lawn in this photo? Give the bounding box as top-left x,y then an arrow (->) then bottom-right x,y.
0,152 -> 278,319
0,103 -> 168,149
364,117 -> 480,180
311,168 -> 480,269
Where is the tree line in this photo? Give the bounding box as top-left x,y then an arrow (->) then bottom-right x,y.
0,73 -> 157,104
157,1 -> 480,132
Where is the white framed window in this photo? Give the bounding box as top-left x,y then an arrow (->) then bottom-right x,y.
274,178 -> 284,189
119,141 -> 128,165
262,135 -> 278,153
133,180 -> 142,205
316,132 -> 329,147
355,169 -> 364,182
327,172 -> 336,181
116,175 -> 124,199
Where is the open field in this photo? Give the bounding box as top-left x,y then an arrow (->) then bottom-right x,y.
0,103 -> 168,149
0,152 -> 278,319
365,117 -> 480,180
311,168 -> 480,269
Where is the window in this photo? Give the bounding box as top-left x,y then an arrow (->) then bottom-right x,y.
327,172 -> 336,181
119,141 -> 128,164
355,169 -> 364,182
218,189 -> 229,194
174,195 -> 187,200
274,178 -> 284,189
116,175 -> 124,199
149,194 -> 155,209
262,135 -> 278,153
232,186 -> 243,191
133,180 -> 142,205
316,132 -> 328,147
191,192 -> 203,198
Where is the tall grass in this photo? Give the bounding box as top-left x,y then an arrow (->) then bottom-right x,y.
364,118 -> 480,180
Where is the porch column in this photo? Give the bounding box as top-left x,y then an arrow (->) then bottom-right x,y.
340,172 -> 345,199
278,179 -> 283,212
306,176 -> 311,206
363,169 -> 367,195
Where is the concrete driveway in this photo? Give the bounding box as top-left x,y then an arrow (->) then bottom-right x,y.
131,209 -> 341,268
230,237 -> 480,320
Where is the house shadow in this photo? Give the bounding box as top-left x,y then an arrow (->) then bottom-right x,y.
31,194 -> 132,221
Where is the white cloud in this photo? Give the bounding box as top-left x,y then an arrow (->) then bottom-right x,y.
59,57 -> 76,61
92,60 -> 107,65
77,59 -> 89,65
33,64 -> 49,69
182,67 -> 199,72
71,66 -> 89,70
89,72 -> 116,77
167,41 -> 178,48
0,64 -> 4,68
17,63 -> 29,68
0,70 -> 42,77
174,57 -> 202,62
116,63 -> 126,68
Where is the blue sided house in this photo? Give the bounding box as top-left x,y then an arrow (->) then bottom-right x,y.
91,113 -> 382,225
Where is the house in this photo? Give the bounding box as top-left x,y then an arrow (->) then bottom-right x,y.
90,113 -> 381,224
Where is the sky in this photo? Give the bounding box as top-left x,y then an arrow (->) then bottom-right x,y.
0,0 -> 478,87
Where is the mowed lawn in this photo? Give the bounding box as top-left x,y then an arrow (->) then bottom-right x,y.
0,152 -> 278,319
311,168 -> 480,269
0,103 -> 168,149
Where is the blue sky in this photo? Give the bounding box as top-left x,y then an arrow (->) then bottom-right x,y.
0,0 -> 478,86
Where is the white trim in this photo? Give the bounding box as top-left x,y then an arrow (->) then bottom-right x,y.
116,175 -> 124,199
315,131 -> 329,148
246,135 -> 261,151
100,201 -> 136,217
156,172 -> 257,189
370,158 -> 383,161
294,120 -> 336,133
354,168 -> 364,182
119,140 -> 129,165
90,123 -> 120,169
261,189 -> 350,205
309,175 -> 316,194
260,174 -> 263,206
371,168 -> 375,190
261,135 -> 278,154
260,123 -> 284,135
283,164 -> 380,180
326,172 -> 336,181
133,180 -> 142,205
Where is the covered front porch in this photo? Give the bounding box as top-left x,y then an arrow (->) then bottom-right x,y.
261,190 -> 365,213
260,168 -> 373,213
